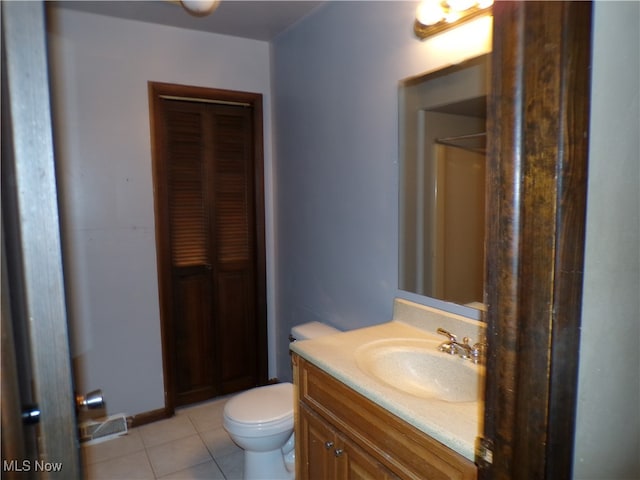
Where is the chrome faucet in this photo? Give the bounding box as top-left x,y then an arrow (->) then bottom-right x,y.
436,328 -> 487,364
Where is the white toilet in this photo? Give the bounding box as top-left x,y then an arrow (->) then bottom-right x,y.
223,322 -> 339,480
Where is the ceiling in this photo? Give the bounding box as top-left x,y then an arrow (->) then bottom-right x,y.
51,1 -> 325,41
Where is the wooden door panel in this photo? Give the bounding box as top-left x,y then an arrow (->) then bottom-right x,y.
210,105 -> 259,392
212,108 -> 255,266
174,267 -> 215,404
163,100 -> 215,406
165,104 -> 210,269
217,269 -> 257,392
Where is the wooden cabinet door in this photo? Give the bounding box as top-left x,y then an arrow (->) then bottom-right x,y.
299,403 -> 398,480
299,403 -> 337,480
338,435 -> 399,480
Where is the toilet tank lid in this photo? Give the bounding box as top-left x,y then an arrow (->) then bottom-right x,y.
290,321 -> 340,341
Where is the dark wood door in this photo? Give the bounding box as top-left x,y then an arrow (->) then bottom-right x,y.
150,83 -> 267,409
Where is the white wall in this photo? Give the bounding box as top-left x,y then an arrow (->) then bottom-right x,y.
573,2 -> 640,478
271,1 -> 491,381
47,7 -> 274,415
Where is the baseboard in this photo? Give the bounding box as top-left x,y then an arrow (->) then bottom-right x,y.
128,407 -> 172,428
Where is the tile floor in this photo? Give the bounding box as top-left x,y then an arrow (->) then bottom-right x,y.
82,396 -> 244,479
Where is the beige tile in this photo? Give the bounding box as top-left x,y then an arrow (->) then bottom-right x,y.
215,450 -> 244,480
84,450 -> 154,480
156,459 -> 225,480
181,398 -> 227,433
82,430 -> 145,465
138,414 -> 197,448
200,427 -> 241,458
176,397 -> 225,416
146,434 -> 213,478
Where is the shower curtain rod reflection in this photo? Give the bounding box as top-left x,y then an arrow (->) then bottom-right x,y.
435,132 -> 486,154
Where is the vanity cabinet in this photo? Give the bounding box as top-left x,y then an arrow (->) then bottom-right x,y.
293,353 -> 477,480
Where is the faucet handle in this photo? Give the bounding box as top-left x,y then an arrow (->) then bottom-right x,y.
473,339 -> 488,350
473,333 -> 488,350
437,328 -> 457,342
436,328 -> 458,355
470,338 -> 488,363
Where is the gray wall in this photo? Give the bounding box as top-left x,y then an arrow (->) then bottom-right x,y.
271,1 -> 491,381
573,2 -> 640,478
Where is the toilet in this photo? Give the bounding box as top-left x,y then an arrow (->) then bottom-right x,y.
223,322 -> 339,480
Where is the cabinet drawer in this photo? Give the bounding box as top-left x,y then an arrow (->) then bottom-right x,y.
295,355 -> 477,480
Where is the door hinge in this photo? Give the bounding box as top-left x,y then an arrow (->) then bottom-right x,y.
475,436 -> 493,468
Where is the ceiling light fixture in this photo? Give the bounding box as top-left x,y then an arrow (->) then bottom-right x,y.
180,0 -> 220,17
414,0 -> 493,39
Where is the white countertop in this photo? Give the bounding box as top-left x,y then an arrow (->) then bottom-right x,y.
290,319 -> 483,462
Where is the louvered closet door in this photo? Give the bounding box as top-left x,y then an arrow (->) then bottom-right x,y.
163,99 -> 259,406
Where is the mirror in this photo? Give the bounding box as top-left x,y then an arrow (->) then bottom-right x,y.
399,54 -> 490,312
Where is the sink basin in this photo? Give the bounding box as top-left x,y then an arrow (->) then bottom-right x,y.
355,338 -> 484,403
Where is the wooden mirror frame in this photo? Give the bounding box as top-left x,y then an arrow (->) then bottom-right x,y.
481,2 -> 592,478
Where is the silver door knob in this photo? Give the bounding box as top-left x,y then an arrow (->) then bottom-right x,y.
76,389 -> 104,410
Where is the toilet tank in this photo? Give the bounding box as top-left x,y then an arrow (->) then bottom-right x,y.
289,321 -> 339,342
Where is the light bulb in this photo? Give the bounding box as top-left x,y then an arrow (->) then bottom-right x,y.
447,0 -> 477,12
180,0 -> 220,17
444,10 -> 462,23
416,0 -> 445,26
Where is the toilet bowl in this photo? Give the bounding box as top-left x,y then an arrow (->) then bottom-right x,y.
223,322 -> 339,480
224,383 -> 295,479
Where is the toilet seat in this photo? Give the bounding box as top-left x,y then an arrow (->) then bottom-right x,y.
224,383 -> 294,437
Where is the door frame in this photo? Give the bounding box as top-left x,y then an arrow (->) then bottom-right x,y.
148,82 -> 267,417
481,2 -> 592,478
1,1 -> 81,477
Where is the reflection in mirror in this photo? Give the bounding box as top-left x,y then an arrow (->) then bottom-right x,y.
399,54 -> 490,312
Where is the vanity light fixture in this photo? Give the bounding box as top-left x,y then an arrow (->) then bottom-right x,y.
414,0 -> 493,39
180,0 -> 220,17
